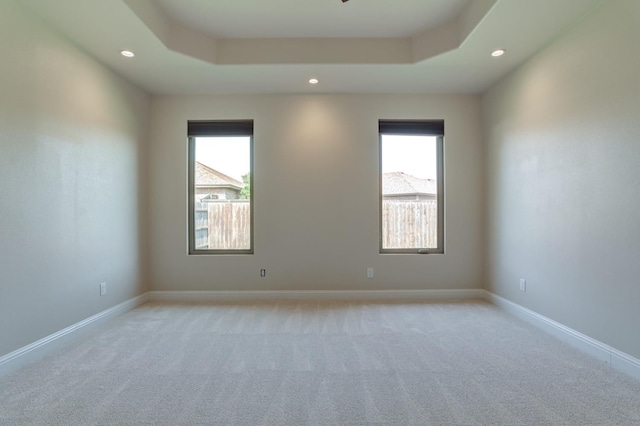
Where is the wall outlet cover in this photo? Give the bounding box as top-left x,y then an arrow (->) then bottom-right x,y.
519,279 -> 526,292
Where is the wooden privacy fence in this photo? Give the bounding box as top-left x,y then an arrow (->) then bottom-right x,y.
196,200 -> 250,250
196,199 -> 436,250
194,202 -> 210,249
382,199 -> 438,249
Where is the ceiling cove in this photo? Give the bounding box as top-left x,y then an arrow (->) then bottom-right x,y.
123,0 -> 498,65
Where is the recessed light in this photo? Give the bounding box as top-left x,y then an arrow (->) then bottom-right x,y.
308,78 -> 319,85
120,50 -> 135,58
491,49 -> 506,57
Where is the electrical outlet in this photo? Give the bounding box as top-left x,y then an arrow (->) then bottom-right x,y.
519,279 -> 526,292
367,268 -> 374,278
100,282 -> 107,296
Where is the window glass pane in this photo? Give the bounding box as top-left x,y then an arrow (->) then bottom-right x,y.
193,136 -> 251,251
381,134 -> 439,250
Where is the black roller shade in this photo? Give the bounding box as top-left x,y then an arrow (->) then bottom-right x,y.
188,120 -> 253,137
379,120 -> 444,136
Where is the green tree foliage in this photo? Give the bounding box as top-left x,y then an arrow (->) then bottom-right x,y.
239,173 -> 251,199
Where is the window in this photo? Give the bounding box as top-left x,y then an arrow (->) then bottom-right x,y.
188,120 -> 253,254
379,120 -> 444,254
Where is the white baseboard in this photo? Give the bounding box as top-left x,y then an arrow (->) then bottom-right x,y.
149,289 -> 486,303
483,291 -> 640,381
0,293 -> 150,377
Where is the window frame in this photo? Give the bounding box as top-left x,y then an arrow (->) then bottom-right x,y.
187,120 -> 254,255
378,119 -> 445,254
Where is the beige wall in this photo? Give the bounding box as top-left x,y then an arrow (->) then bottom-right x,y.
149,94 -> 484,292
482,0 -> 640,359
0,1 -> 150,357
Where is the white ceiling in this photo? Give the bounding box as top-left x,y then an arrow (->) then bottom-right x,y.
153,0 -> 470,39
22,0 -> 603,95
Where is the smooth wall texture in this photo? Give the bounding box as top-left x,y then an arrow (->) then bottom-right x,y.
0,1 -> 149,357
149,95 -> 483,292
483,0 -> 640,359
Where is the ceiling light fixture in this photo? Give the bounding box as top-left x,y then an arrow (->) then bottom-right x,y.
491,49 -> 506,57
308,78 -> 319,85
120,50 -> 135,58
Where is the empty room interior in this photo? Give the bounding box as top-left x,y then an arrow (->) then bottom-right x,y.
1,0 -> 640,424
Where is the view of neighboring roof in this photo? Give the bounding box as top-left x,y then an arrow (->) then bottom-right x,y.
195,162 -> 244,189
383,172 -> 436,196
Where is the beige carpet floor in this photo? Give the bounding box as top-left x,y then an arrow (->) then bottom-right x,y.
1,300 -> 639,425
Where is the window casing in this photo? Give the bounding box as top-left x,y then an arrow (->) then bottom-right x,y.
188,120 -> 253,255
379,120 -> 444,254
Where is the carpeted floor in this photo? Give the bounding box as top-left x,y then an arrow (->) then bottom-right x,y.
1,300 -> 639,425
